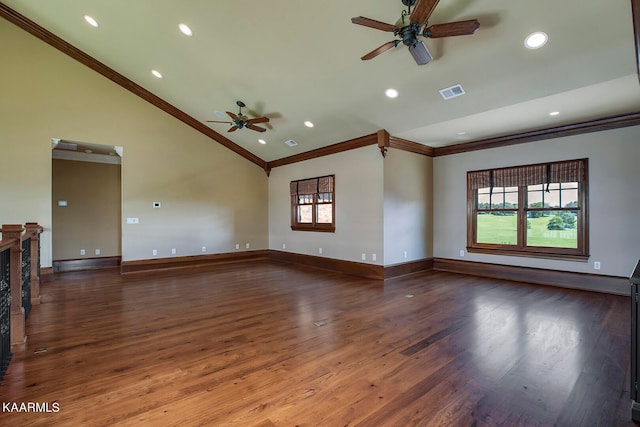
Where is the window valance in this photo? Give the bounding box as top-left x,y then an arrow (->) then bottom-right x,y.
467,159 -> 586,190
290,175 -> 334,196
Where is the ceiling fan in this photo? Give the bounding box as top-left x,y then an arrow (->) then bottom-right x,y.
352,0 -> 480,65
206,101 -> 270,132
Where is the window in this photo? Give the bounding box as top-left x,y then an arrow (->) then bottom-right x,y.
467,159 -> 588,260
290,175 -> 335,232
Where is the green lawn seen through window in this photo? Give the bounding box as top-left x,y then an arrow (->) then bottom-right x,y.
477,214 -> 577,248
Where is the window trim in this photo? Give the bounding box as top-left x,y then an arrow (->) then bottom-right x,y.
466,159 -> 589,261
290,175 -> 335,233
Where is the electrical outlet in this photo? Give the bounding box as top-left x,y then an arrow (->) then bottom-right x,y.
95,249 -> 101,255
80,249 -> 85,256
403,251 -> 407,259
245,243 -> 250,249
201,246 -> 207,253
126,217 -> 139,224
361,253 -> 366,261
282,243 -> 286,249
319,247 -> 323,255
594,261 -> 601,270
235,243 -> 240,250
460,250 -> 465,257
171,248 -> 177,255
152,249 -> 158,256
372,254 -> 377,261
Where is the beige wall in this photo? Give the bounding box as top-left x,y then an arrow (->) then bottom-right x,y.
269,145 -> 385,264
3,16 -> 638,283
52,159 -> 121,260
0,18 -> 268,267
433,126 -> 640,281
268,145 -> 434,266
383,149 -> 433,265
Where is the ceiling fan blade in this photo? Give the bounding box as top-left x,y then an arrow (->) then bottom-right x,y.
246,124 -> 267,133
206,120 -> 232,124
426,19 -> 480,38
247,117 -> 270,124
410,0 -> 440,26
408,40 -> 433,65
226,111 -> 240,121
351,16 -> 397,32
227,126 -> 238,132
361,41 -> 398,61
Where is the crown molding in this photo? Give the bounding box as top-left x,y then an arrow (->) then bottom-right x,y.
432,112 -> 640,156
267,132 -> 378,169
0,2 -> 266,170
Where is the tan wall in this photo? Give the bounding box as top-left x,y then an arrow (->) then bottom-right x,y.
383,149 -> 433,265
0,18 -> 268,267
52,159 -> 121,260
268,145 -> 384,264
433,126 -> 640,281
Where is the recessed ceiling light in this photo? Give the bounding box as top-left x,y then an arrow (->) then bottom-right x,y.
385,88 -> 399,98
457,131 -> 466,135
258,139 -> 267,145
151,70 -> 163,79
178,23 -> 193,36
304,121 -> 314,128
524,32 -> 548,49
84,15 -> 99,27
549,111 -> 560,116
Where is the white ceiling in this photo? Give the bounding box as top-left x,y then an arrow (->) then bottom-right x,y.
3,0 -> 640,162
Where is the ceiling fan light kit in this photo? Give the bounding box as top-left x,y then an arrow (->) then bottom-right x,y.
206,100 -> 269,133
352,0 -> 480,65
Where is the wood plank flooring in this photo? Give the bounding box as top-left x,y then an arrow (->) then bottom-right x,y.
0,261 -> 634,426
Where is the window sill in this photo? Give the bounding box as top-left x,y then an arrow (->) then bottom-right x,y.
467,246 -> 589,262
291,225 -> 335,233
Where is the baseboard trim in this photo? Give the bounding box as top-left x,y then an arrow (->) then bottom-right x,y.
114,251 -> 628,295
40,267 -> 54,282
384,258 -> 434,279
433,258 -> 629,295
269,250 -> 384,280
121,250 -> 270,274
53,256 -> 121,273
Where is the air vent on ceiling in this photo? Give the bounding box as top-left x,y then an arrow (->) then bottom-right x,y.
439,84 -> 465,100
284,139 -> 298,147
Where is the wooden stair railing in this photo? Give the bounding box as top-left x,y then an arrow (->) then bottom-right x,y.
25,223 -> 43,306
0,222 -> 44,369
0,234 -> 15,381
1,224 -> 26,353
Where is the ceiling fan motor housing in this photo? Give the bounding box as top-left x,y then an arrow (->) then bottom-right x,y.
400,22 -> 421,46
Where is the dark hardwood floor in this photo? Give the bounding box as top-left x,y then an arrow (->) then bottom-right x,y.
0,261 -> 635,426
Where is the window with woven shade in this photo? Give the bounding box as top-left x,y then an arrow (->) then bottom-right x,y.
290,175 -> 335,232
467,159 -> 589,260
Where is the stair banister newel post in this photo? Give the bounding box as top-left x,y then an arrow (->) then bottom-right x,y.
25,222 -> 42,305
1,224 -> 26,350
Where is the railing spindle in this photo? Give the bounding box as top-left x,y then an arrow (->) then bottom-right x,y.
0,243 -> 11,382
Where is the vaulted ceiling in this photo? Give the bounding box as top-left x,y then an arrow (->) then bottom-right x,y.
2,0 -> 640,163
